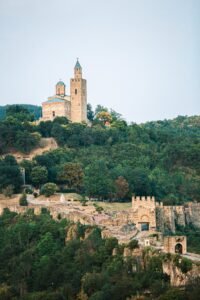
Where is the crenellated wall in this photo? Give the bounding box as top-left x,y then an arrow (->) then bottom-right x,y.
131,196 -> 158,230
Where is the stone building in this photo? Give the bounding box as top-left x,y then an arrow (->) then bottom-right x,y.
163,236 -> 187,254
131,196 -> 160,231
42,59 -> 87,123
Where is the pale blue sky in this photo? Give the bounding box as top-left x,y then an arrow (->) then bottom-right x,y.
0,0 -> 199,123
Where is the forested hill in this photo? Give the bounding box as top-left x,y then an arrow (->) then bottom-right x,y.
143,115 -> 200,130
0,104 -> 199,205
0,104 -> 42,120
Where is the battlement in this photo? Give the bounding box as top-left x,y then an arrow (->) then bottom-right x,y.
156,201 -> 163,207
132,196 -> 155,203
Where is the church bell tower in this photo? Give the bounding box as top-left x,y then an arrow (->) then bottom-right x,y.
70,59 -> 87,123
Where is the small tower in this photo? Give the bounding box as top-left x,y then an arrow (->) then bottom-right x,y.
70,59 -> 87,123
56,81 -> 65,97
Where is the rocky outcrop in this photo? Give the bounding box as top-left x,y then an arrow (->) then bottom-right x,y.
163,259 -> 200,286
65,224 -> 79,241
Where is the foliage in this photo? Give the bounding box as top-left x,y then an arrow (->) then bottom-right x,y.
19,193 -> 28,206
31,166 -> 48,187
0,104 -> 42,120
128,239 -> 139,250
0,107 -> 200,203
2,184 -> 14,198
0,210 -> 175,299
0,155 -> 22,192
96,111 -> 112,124
40,183 -> 58,197
115,176 -> 129,200
93,203 -> 104,213
173,255 -> 192,273
57,162 -> 83,192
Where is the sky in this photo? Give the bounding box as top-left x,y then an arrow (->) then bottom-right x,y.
0,0 -> 199,123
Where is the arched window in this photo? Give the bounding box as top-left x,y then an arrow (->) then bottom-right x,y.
52,111 -> 55,117
75,89 -> 77,95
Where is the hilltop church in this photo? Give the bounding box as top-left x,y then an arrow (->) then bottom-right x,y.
42,60 -> 87,123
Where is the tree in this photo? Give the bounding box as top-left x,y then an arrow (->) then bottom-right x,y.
51,123 -> 66,145
96,111 -> 112,125
0,156 -> 22,192
6,105 -> 34,122
40,183 -> 58,197
31,166 -> 48,187
15,131 -> 41,153
87,104 -> 94,122
84,160 -> 114,200
38,120 -> 53,137
115,176 -> 129,200
57,162 -> 83,191
53,116 -> 69,125
110,109 -> 122,122
94,105 -> 108,115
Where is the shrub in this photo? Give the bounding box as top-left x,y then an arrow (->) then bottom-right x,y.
80,196 -> 88,206
93,203 -> 104,213
24,187 -> 33,194
40,183 -> 58,197
19,193 -> 28,206
174,255 -> 192,273
2,185 -> 14,198
128,239 -> 139,250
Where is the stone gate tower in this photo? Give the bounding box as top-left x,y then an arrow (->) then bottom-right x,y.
70,59 -> 87,123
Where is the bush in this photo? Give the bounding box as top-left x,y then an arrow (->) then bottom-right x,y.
24,187 -> 33,194
179,257 -> 192,273
40,183 -> 58,197
128,239 -> 139,250
93,203 -> 104,213
174,255 -> 192,273
80,196 -> 88,206
2,185 -> 14,198
19,193 -> 28,206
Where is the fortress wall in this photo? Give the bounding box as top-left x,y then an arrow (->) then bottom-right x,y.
162,206 -> 176,233
185,202 -> 200,227
174,206 -> 185,227
132,196 -> 156,209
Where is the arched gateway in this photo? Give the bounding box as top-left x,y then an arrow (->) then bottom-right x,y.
163,236 -> 187,254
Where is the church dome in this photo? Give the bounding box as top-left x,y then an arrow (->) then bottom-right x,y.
56,81 -> 65,86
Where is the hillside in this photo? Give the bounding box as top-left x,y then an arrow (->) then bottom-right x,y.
8,137 -> 58,161
0,105 -> 200,205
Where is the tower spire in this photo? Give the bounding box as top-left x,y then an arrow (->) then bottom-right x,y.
74,58 -> 82,70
